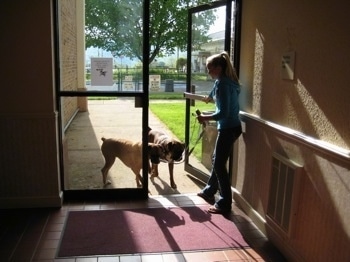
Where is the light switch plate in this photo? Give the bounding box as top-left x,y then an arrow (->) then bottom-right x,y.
281,51 -> 295,80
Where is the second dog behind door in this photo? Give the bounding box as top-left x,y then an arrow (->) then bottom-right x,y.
148,127 -> 186,189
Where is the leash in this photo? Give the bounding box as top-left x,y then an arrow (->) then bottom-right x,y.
186,109 -> 206,158
186,122 -> 205,157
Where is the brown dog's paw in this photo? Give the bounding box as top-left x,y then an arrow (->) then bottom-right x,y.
171,182 -> 177,189
150,173 -> 158,178
103,180 -> 112,188
150,169 -> 159,177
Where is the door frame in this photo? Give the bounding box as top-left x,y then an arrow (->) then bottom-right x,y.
54,0 -> 151,201
184,0 -> 242,182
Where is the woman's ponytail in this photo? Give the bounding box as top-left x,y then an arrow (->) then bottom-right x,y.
206,51 -> 239,83
220,52 -> 239,83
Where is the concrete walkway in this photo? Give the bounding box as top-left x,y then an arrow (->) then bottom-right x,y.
64,98 -> 207,196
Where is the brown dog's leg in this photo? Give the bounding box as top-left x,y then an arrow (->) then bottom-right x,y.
168,162 -> 177,189
148,161 -> 152,174
101,156 -> 115,185
151,163 -> 159,178
131,167 -> 143,187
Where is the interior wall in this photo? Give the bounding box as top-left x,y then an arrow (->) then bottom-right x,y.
236,0 -> 350,260
0,0 -> 62,207
239,0 -> 350,150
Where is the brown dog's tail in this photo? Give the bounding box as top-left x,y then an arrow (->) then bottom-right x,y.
101,137 -> 106,142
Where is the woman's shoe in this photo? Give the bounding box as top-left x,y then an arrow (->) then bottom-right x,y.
208,205 -> 231,214
197,192 -> 215,205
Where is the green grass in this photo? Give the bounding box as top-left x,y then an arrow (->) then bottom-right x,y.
149,92 -> 184,100
149,101 -> 215,158
88,92 -> 184,100
88,97 -> 117,100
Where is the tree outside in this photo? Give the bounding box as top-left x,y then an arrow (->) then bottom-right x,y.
85,0 -> 216,64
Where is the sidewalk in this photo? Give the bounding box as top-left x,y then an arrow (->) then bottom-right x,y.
64,98 -> 206,195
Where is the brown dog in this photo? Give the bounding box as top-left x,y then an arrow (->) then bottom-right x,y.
148,127 -> 185,189
100,137 -> 163,187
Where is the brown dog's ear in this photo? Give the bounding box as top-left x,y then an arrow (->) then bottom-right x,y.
147,143 -> 162,154
168,141 -> 174,150
156,144 -> 163,155
148,142 -> 161,164
147,142 -> 156,151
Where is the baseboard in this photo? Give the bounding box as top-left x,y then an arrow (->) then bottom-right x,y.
232,188 -> 267,235
0,191 -> 63,208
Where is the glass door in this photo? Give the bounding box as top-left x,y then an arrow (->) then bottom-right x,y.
184,0 -> 241,182
56,0 -> 150,201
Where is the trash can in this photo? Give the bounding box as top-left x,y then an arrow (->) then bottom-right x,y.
165,79 -> 174,92
201,111 -> 218,170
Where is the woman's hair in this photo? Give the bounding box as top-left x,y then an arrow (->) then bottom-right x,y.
206,51 -> 239,83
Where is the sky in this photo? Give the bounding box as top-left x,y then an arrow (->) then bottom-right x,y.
208,6 -> 226,34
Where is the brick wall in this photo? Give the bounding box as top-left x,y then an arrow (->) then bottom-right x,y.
60,0 -> 79,127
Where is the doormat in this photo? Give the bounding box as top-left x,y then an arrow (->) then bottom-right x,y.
57,206 -> 248,257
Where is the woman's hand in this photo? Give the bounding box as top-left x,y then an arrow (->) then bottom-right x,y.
197,114 -> 206,124
202,96 -> 213,104
197,114 -> 213,126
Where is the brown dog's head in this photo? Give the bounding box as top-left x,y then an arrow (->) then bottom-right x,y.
162,139 -> 185,163
148,143 -> 163,164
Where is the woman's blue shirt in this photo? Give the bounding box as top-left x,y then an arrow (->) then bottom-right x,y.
208,76 -> 241,130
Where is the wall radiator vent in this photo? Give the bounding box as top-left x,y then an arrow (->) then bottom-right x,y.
267,153 -> 302,235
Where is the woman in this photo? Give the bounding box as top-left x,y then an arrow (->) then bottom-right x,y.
197,51 -> 242,214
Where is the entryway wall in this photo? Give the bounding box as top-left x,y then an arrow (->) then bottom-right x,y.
234,0 -> 350,260
0,0 -> 62,208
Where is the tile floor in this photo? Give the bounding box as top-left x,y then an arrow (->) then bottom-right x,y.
0,194 -> 287,262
